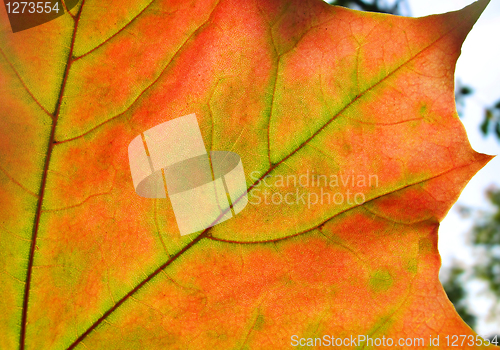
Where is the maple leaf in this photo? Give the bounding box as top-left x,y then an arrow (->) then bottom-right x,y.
0,0 -> 497,349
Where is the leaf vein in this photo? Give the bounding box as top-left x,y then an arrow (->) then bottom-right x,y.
64,15 -> 466,349
56,0 -> 221,145
0,163 -> 38,198
0,47 -> 53,118
72,0 -> 157,60
19,2 -> 86,349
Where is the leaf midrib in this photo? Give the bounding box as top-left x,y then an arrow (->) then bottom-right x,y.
19,2 -> 85,350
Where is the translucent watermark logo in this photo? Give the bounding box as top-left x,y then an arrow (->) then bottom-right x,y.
128,114 -> 248,236
248,171 -> 378,208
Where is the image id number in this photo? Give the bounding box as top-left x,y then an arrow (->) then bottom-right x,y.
5,2 -> 60,14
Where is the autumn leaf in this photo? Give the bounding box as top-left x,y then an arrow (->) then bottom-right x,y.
0,0 -> 497,349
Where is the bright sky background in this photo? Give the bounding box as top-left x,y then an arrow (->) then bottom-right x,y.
408,0 -> 500,337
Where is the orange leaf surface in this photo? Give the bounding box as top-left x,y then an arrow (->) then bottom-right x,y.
0,0 -> 497,349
